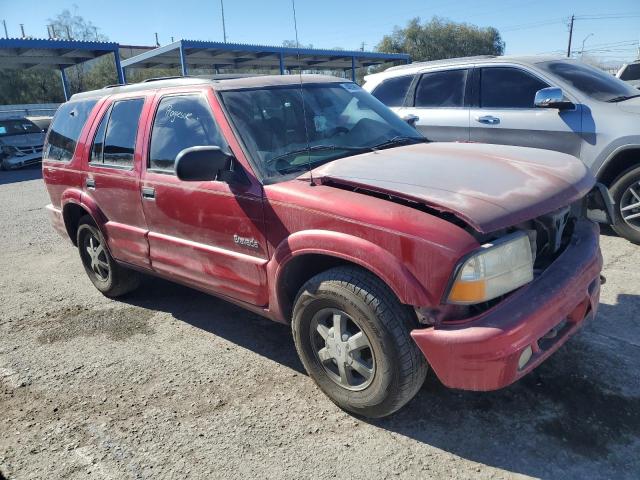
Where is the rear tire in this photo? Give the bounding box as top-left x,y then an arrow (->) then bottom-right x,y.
291,266 -> 428,418
610,165 -> 640,244
76,215 -> 140,297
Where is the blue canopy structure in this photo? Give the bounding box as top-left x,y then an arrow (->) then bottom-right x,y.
0,38 -> 124,100
121,39 -> 410,82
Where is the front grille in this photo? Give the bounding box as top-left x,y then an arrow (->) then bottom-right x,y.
15,145 -> 43,155
530,202 -> 581,270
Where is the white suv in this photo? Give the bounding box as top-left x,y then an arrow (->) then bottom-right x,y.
364,56 -> 640,243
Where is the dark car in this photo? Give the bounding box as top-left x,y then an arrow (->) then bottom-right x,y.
42,75 -> 603,417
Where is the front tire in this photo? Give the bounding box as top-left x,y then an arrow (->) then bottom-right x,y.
610,165 -> 640,244
292,266 -> 427,418
76,216 -> 140,297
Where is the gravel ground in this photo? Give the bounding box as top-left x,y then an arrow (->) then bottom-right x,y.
1,167 -> 639,479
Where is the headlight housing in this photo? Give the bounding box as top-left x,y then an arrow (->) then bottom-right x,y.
447,231 -> 534,304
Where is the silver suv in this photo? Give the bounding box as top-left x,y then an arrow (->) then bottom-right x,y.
363,56 -> 640,242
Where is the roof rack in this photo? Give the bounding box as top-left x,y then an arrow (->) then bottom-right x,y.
386,55 -> 497,72
142,75 -> 186,83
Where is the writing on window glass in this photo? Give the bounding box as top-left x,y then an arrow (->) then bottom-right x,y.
165,104 -> 193,123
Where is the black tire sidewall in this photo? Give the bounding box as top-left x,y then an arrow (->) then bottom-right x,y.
610,165 -> 640,244
293,276 -> 407,416
77,222 -> 116,293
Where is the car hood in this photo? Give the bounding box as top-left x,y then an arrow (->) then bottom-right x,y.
304,142 -> 594,233
617,94 -> 640,113
0,132 -> 45,147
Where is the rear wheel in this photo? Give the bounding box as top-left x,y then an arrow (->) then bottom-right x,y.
292,266 -> 427,418
76,216 -> 140,297
610,165 -> 640,244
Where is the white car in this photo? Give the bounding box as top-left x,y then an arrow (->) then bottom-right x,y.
0,118 -> 46,170
363,55 -> 640,243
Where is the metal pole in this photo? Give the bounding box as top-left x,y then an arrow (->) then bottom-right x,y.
154,32 -> 159,47
3,20 -> 8,39
179,43 -> 189,76
113,51 -> 125,84
566,14 -> 574,57
581,33 -> 593,59
60,67 -> 70,101
220,0 -> 227,43
20,24 -> 25,38
351,56 -> 356,82
279,52 -> 285,74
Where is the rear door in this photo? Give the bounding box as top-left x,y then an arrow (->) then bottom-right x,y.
140,89 -> 268,305
469,66 -> 583,157
397,68 -> 470,142
85,95 -> 150,267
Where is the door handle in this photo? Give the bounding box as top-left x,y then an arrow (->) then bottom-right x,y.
141,186 -> 156,200
85,178 -> 96,190
475,115 -> 500,125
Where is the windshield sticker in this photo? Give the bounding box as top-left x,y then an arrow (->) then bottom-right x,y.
313,115 -> 327,132
165,104 -> 193,123
0,127 -> 6,134
341,83 -> 360,92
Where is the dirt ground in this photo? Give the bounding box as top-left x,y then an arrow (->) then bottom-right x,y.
1,167 -> 639,479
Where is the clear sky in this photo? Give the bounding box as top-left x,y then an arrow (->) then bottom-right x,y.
1,0 -> 639,63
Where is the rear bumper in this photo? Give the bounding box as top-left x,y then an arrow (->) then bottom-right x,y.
46,204 -> 68,240
411,220 -> 602,391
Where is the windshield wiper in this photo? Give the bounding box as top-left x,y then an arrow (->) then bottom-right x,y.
268,144 -> 370,163
607,94 -> 640,103
369,135 -> 428,150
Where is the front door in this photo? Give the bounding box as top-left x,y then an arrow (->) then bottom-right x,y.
469,66 -> 583,157
84,96 -> 150,267
398,68 -> 470,142
140,91 -> 268,305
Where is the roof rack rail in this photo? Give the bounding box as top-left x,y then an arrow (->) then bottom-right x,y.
102,83 -> 125,89
142,75 -> 188,83
386,55 -> 497,71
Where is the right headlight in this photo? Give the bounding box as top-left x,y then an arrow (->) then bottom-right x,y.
447,231 -> 534,305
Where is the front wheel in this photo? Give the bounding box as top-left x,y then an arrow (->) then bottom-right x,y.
610,165 -> 640,244
77,216 -> 140,297
291,266 -> 427,418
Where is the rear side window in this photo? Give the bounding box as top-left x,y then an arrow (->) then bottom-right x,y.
371,75 -> 413,107
480,67 -> 548,108
90,98 -> 144,168
414,69 -> 468,108
149,95 -> 225,172
44,100 -> 98,162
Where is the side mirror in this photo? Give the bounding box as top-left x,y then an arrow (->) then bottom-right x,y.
534,87 -> 574,110
175,146 -> 233,182
401,114 -> 419,127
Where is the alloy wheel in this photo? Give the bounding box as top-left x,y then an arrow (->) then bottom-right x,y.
83,232 -> 109,281
310,308 -> 375,391
620,181 -> 640,231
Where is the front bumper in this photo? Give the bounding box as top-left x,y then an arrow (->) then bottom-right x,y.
411,220 -> 602,391
1,151 -> 42,169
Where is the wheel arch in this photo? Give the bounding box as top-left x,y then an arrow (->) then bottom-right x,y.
268,230 -> 433,323
61,190 -> 109,246
597,146 -> 640,187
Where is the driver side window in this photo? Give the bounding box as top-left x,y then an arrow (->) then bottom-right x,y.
149,95 -> 225,172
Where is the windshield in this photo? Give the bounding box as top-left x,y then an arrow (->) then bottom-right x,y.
538,60 -> 639,102
219,82 -> 425,182
0,119 -> 42,137
620,63 -> 640,82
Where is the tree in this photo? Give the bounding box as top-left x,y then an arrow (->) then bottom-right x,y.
377,17 -> 505,62
48,6 -> 111,93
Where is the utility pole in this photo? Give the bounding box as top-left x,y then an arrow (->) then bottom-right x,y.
220,0 -> 227,43
360,42 -> 366,51
20,23 -> 25,38
2,20 -> 8,39
155,32 -> 160,47
567,14 -> 574,58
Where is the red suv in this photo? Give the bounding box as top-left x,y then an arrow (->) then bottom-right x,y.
43,75 -> 604,417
